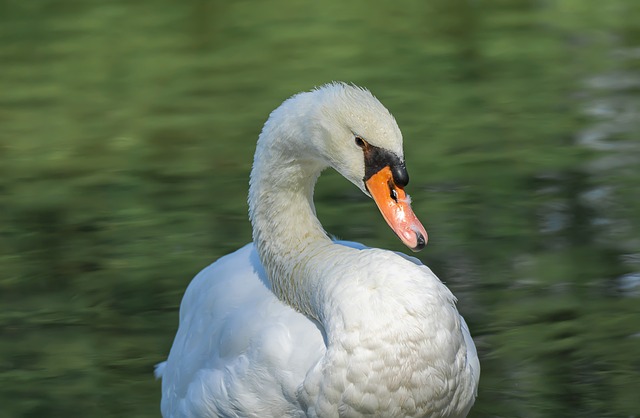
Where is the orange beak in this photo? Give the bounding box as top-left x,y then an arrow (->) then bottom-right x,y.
365,166 -> 428,251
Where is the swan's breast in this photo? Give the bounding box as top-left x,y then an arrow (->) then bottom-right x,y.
298,248 -> 477,417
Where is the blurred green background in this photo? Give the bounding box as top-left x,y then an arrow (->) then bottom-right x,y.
1,0 -> 639,417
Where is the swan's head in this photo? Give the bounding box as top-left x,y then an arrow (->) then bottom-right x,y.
297,83 -> 428,251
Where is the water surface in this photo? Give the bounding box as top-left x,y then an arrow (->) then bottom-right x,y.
1,1 -> 639,416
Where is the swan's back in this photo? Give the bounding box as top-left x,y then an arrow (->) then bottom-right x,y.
157,244 -> 326,417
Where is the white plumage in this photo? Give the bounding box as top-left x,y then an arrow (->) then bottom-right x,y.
156,83 -> 479,418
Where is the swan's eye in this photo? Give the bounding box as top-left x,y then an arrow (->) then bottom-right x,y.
355,136 -> 366,148
390,187 -> 398,202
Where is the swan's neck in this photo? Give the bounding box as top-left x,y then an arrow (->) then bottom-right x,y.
248,133 -> 333,319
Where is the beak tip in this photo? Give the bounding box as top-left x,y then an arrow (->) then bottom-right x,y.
410,231 -> 427,252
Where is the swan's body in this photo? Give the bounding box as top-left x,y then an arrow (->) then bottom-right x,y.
156,83 -> 479,417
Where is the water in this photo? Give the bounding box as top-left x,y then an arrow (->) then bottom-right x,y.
1,1 -> 639,417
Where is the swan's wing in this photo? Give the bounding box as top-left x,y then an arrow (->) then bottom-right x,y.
336,239 -> 480,396
460,315 -> 480,395
157,244 -> 325,418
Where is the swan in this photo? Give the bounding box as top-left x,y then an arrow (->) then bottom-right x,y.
155,82 -> 479,418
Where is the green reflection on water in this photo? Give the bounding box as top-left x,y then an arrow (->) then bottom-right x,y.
1,0 -> 639,416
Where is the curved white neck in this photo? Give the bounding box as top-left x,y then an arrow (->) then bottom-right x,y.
248,126 -> 334,319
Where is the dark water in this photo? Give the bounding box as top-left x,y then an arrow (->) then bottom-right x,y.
1,1 -> 639,417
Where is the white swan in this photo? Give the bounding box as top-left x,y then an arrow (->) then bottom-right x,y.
156,83 -> 479,418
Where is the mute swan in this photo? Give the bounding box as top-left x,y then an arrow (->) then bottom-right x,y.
156,83 -> 479,418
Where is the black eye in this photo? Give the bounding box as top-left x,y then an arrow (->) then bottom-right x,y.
355,136 -> 366,148
390,187 -> 398,202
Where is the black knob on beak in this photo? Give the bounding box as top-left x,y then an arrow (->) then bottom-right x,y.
391,162 -> 409,187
